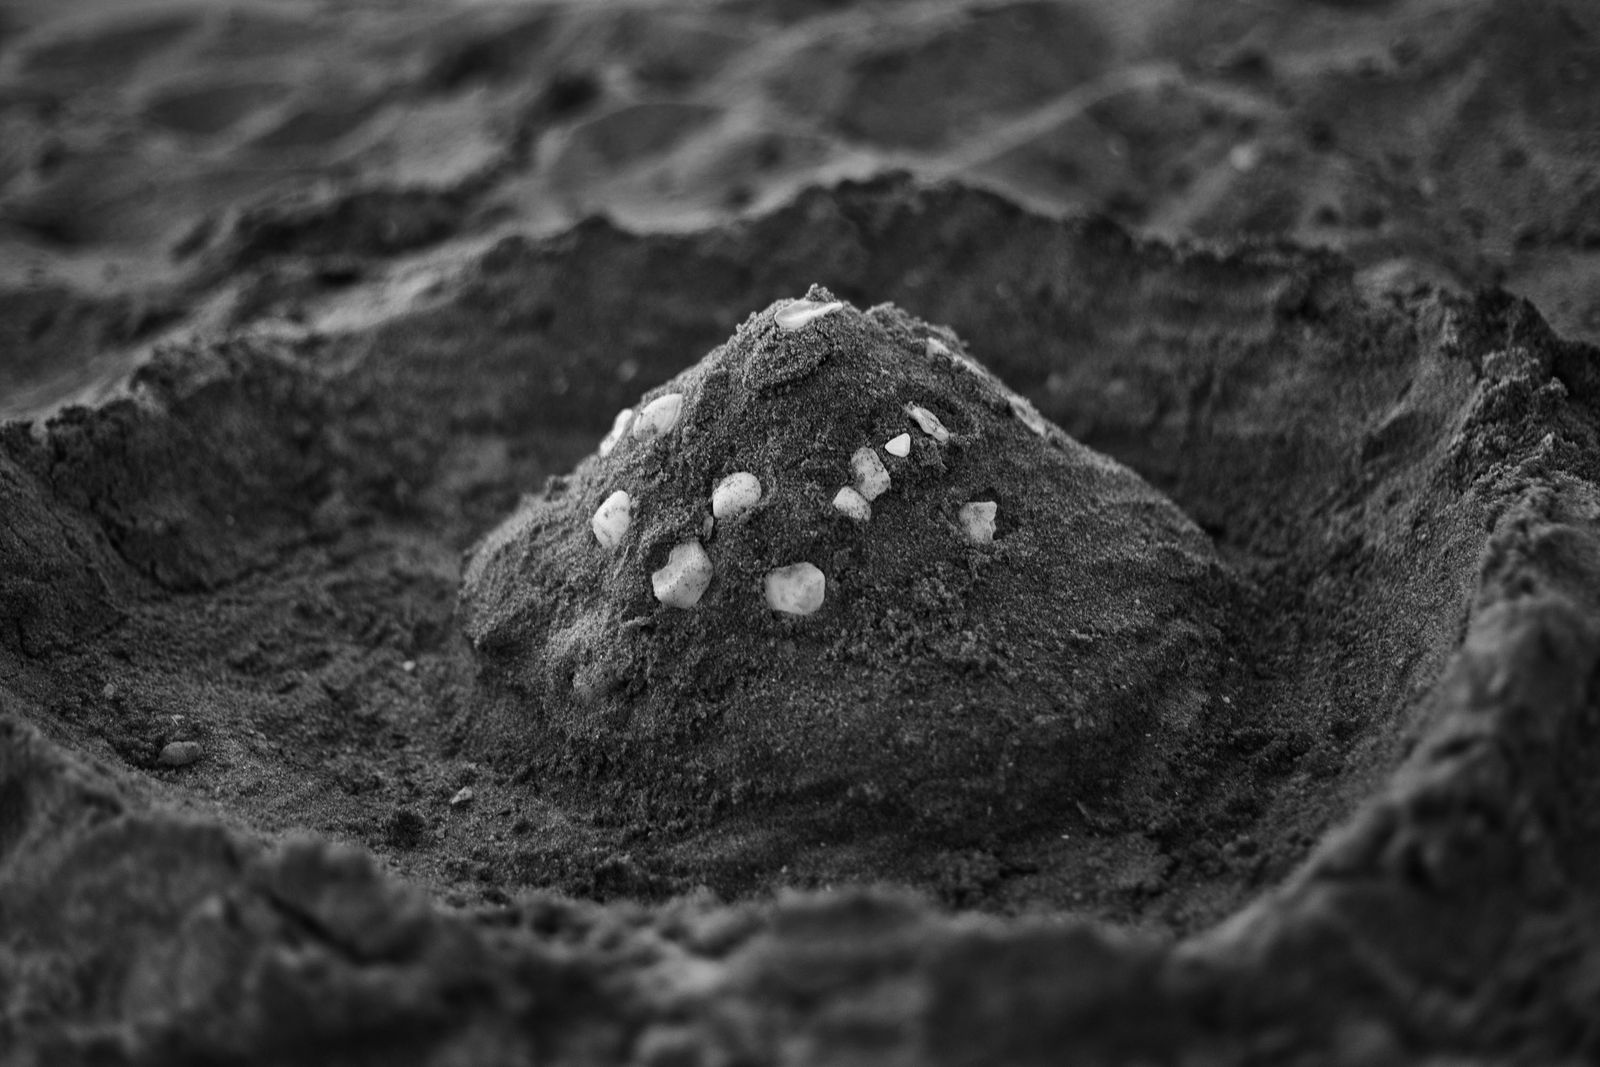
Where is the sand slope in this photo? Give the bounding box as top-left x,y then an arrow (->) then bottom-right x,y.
4,0 -> 1600,1063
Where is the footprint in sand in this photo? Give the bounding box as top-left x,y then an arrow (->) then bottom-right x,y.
546,101 -> 726,206
17,9 -> 199,80
142,78 -> 290,139
769,1 -> 1112,151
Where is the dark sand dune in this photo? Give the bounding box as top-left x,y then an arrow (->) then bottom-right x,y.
4,0 -> 1600,1063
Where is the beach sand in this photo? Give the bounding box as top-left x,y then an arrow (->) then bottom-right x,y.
4,1 -> 1600,1063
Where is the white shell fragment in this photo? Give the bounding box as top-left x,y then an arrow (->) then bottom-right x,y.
959,501 -> 998,545
159,741 -> 202,767
885,433 -> 912,458
599,408 -> 633,457
712,471 -> 762,521
925,337 -> 952,358
831,486 -> 872,522
775,298 -> 844,332
591,489 -> 632,549
850,446 -> 890,501
632,393 -> 685,440
765,562 -> 825,615
906,403 -> 951,443
652,540 -> 713,609
1008,396 -> 1050,438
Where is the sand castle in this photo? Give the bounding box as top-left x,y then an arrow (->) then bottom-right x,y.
460,286 -> 1236,829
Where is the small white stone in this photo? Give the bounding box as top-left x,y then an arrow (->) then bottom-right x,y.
906,403 -> 951,443
450,786 -> 475,807
850,447 -> 890,501
159,741 -> 202,768
885,433 -> 911,458
591,490 -> 632,550
765,562 -> 825,616
1008,396 -> 1050,438
652,540 -> 713,609
711,472 -> 762,521
925,337 -> 951,358
831,486 -> 871,522
959,501 -> 998,545
775,298 -> 844,331
632,393 -> 685,440
599,408 -> 633,457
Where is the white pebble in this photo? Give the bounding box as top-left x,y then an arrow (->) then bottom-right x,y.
591,490 -> 632,550
159,741 -> 202,767
775,298 -> 844,331
831,486 -> 871,522
906,403 -> 951,443
765,562 -> 825,616
959,501 -> 998,545
652,540 -> 713,609
925,337 -> 951,357
885,433 -> 911,458
712,472 -> 762,521
632,393 -> 684,440
850,447 -> 890,501
450,786 -> 475,807
1009,396 -> 1050,438
599,408 -> 633,457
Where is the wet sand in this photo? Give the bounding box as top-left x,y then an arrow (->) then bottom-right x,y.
4,2 -> 1600,1063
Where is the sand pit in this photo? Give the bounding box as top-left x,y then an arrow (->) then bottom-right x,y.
5,1 -> 1600,1064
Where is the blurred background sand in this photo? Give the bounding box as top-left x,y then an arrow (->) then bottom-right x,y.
5,0 -> 1599,414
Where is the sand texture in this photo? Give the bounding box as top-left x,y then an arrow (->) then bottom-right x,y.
4,1 -> 1600,1064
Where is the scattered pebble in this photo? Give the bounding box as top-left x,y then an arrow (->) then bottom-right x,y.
885,433 -> 912,458
775,298 -> 844,331
765,562 -> 825,615
159,741 -> 202,768
402,660 -> 416,673
632,393 -> 685,440
926,335 -> 979,376
712,471 -> 762,521
832,486 -> 871,522
450,786 -> 475,807
906,403 -> 951,443
1008,396 -> 1050,438
1229,142 -> 1261,172
591,489 -> 632,549
101,682 -> 116,700
652,539 -> 713,608
599,408 -> 633,457
851,447 -> 890,500
959,501 -> 998,545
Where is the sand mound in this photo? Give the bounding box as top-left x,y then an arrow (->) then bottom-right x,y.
461,288 -> 1236,833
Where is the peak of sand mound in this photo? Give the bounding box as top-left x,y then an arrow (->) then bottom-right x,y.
460,286 -> 1238,832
